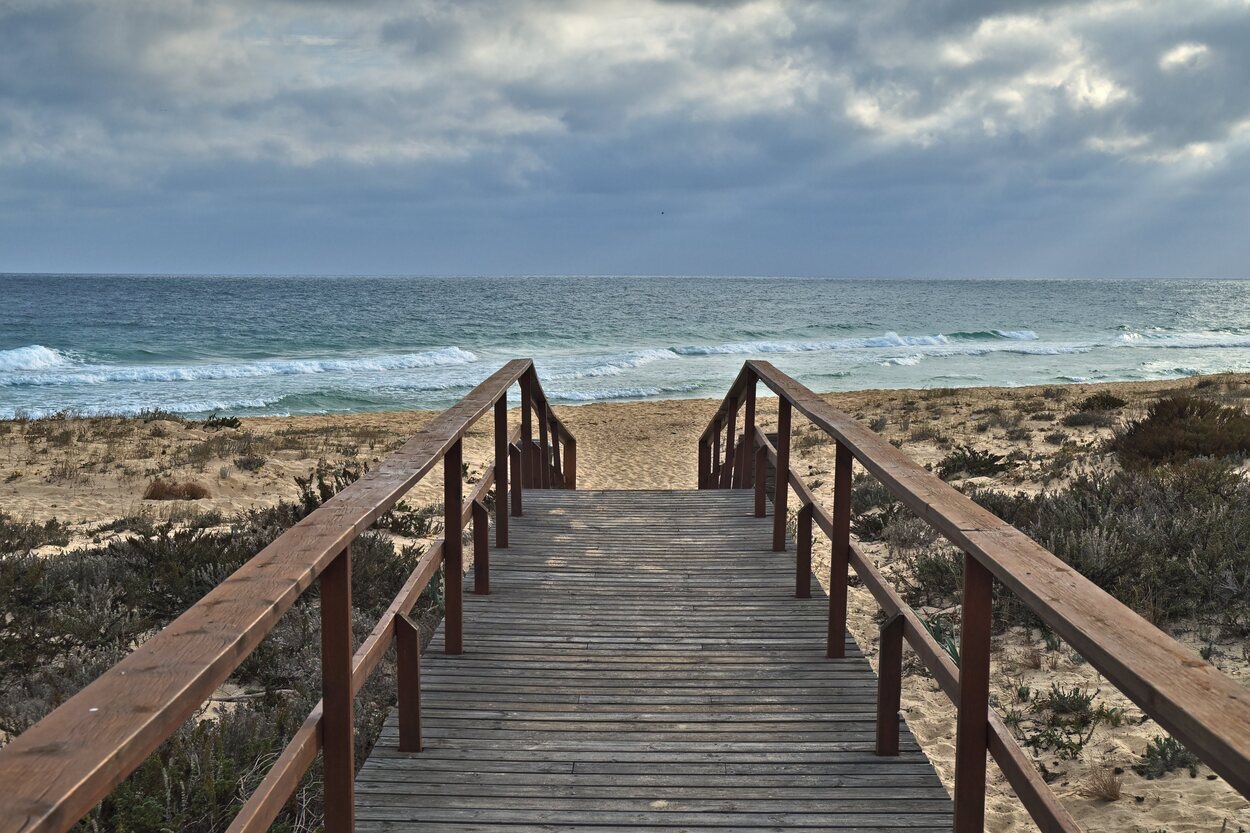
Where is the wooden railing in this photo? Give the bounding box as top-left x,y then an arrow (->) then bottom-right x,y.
700,360 -> 1250,833
0,359 -> 575,833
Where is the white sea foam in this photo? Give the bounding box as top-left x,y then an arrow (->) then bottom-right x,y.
0,345 -> 76,372
547,348 -> 681,380
1115,330 -> 1250,349
673,332 -> 951,355
881,355 -> 923,366
0,347 -> 479,387
548,382 -> 701,402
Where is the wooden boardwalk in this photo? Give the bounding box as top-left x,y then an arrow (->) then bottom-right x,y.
356,489 -> 953,831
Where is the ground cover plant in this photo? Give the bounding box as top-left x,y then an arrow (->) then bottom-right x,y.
1110,395 -> 1250,465
0,467 -> 440,833
969,459 -> 1250,630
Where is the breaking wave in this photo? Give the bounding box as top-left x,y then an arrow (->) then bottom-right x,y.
0,347 -> 479,387
547,382 -> 702,402
0,345 -> 76,372
545,349 -> 680,381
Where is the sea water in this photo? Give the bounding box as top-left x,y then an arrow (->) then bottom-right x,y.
2,274 -> 1249,418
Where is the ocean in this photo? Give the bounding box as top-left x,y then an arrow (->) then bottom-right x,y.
2,274 -> 1249,419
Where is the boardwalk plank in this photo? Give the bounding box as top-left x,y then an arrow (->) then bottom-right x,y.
355,490 -> 952,830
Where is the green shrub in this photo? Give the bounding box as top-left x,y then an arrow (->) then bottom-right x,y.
936,446 -> 1011,479
849,473 -> 902,541
1134,735 -> 1199,779
1111,395 -> 1250,465
0,470 -> 436,832
969,459 -> 1250,628
144,479 -> 210,500
1062,411 -> 1111,428
201,413 -> 242,430
233,454 -> 266,472
1017,684 -> 1124,760
0,513 -> 71,554
136,408 -> 185,423
1077,392 -> 1127,412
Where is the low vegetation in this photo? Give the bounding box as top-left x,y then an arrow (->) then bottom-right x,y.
1133,735 -> 1200,780
1110,395 -> 1250,465
1076,392 -> 1127,412
0,466 -> 440,833
143,478 -> 211,500
970,459 -> 1250,629
1010,684 -> 1125,760
936,445 -> 1011,480
0,513 -> 71,553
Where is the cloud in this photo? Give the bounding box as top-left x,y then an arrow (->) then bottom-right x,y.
1,0 -> 1249,276
1160,41 -> 1211,72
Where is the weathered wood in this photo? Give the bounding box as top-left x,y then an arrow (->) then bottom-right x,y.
795,502 -> 813,598
772,399 -> 791,552
321,546 -> 355,833
444,439 -> 464,656
472,500 -> 489,595
745,359 -> 1250,799
509,442 -> 523,517
493,397 -> 509,548
355,490 -> 951,831
876,614 -> 904,757
828,441 -> 852,659
742,372 -> 757,489
396,613 -> 423,753
954,555 -> 992,832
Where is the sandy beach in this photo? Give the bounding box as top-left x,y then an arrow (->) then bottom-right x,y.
3,373 -> 1250,832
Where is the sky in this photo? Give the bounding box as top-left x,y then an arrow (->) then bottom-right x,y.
1,0 -> 1249,278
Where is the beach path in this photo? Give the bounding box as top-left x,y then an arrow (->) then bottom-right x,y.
355,488 -> 953,831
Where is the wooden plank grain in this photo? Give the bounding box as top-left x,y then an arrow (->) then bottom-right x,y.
354,490 -> 953,831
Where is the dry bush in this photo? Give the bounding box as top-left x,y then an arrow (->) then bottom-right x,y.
143,479 -> 210,501
1079,761 -> 1124,801
1020,645 -> 1043,670
1112,395 -> 1250,465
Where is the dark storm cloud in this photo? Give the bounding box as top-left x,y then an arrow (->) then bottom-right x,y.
0,0 -> 1248,276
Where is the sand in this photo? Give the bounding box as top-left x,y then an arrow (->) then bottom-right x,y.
3,372 -> 1250,832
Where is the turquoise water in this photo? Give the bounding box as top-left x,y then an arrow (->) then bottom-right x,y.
2,275 -> 1249,418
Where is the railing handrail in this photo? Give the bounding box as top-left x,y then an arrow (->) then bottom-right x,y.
700,360 -> 1250,832
0,358 -> 576,833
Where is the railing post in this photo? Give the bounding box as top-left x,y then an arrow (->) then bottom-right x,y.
563,436 -> 577,489
494,397 -> 508,548
742,372 -> 757,488
472,499 -> 490,595
827,440 -> 852,658
721,402 -> 738,488
754,445 -> 768,517
711,420 -> 721,488
444,439 -> 464,655
954,554 -> 994,832
698,438 -> 711,489
771,398 -> 791,551
550,418 -> 563,487
795,503 -> 813,598
520,372 -> 535,488
733,432 -> 747,488
537,397 -> 551,489
320,544 -> 354,833
509,442 -> 523,517
396,612 -> 423,753
876,613 -> 904,757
